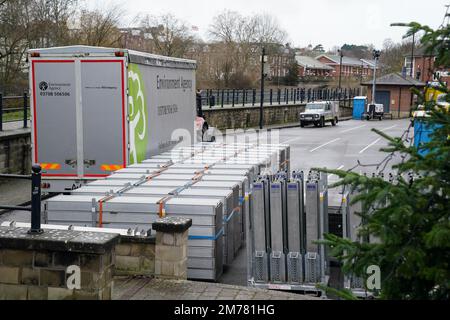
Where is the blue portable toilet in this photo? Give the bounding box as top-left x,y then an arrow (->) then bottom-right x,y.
353,96 -> 367,119
414,118 -> 438,156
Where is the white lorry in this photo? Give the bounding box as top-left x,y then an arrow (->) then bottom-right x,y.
299,101 -> 339,127
28,45 -> 200,192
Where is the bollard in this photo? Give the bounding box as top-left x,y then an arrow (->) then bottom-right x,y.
23,91 -> 28,128
28,165 -> 43,234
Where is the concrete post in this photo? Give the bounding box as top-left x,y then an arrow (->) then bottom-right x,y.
153,217 -> 192,280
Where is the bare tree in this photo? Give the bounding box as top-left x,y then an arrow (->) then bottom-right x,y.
0,0 -> 78,92
252,13 -> 287,45
207,10 -> 288,88
380,38 -> 416,75
72,6 -> 123,47
141,14 -> 194,57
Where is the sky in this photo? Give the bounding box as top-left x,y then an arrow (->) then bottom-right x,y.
84,0 -> 450,50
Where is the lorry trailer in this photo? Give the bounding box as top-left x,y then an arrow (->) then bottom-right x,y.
29,45 -> 197,192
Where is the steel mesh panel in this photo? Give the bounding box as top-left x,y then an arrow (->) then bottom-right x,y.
270,255 -> 281,282
287,252 -> 302,283
305,252 -> 321,283
253,251 -> 267,282
351,276 -> 364,289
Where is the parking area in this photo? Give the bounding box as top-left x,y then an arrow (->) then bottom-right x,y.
280,118 -> 411,177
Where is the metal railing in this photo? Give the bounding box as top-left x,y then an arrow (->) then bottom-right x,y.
0,92 -> 30,131
0,165 -> 43,234
198,87 -> 361,109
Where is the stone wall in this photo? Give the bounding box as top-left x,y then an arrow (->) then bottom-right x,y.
115,236 -> 155,276
203,104 -> 354,130
114,217 -> 191,281
0,226 -> 118,300
0,130 -> 31,174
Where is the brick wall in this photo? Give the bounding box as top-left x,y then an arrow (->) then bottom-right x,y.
366,85 -> 417,118
0,131 -> 31,174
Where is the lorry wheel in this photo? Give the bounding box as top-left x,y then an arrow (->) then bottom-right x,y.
331,118 -> 336,126
300,121 -> 304,128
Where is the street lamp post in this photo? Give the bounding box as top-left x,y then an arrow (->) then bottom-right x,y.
260,47 -> 267,130
410,32 -> 415,77
338,49 -> 344,89
371,50 -> 381,104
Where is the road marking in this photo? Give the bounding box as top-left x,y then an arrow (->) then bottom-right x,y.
380,124 -> 397,132
359,138 -> 381,154
309,138 -> 341,152
340,124 -> 366,133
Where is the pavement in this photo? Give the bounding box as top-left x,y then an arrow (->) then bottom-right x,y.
112,276 -> 319,300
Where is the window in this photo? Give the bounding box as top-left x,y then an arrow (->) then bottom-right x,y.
404,57 -> 414,76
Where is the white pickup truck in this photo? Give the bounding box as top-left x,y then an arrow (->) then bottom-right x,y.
299,101 -> 339,127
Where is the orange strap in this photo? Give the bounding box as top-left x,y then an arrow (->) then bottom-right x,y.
98,194 -> 115,228
157,196 -> 172,218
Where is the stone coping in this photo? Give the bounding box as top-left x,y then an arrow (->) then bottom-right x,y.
0,128 -> 31,140
120,234 -> 155,244
0,226 -> 120,254
152,217 -> 192,233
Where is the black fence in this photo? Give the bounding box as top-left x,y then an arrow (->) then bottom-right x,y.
0,92 -> 30,131
0,165 -> 43,234
198,87 -> 361,108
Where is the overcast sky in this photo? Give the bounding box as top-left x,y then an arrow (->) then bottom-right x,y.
84,0 -> 449,50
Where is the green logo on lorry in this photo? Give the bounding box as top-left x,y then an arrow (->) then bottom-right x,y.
128,64 -> 148,164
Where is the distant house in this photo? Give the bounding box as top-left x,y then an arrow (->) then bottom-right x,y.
295,55 -> 334,77
361,72 -> 425,118
403,46 -> 450,88
316,54 -> 377,79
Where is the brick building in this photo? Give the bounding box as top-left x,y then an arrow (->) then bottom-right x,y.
316,54 -> 377,79
362,72 -> 425,118
404,46 -> 450,88
295,55 -> 334,78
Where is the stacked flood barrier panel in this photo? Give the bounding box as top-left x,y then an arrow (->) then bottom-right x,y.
43,142 -> 290,281
248,170 -> 327,291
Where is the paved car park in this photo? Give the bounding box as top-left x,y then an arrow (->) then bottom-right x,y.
279,118 -> 411,177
